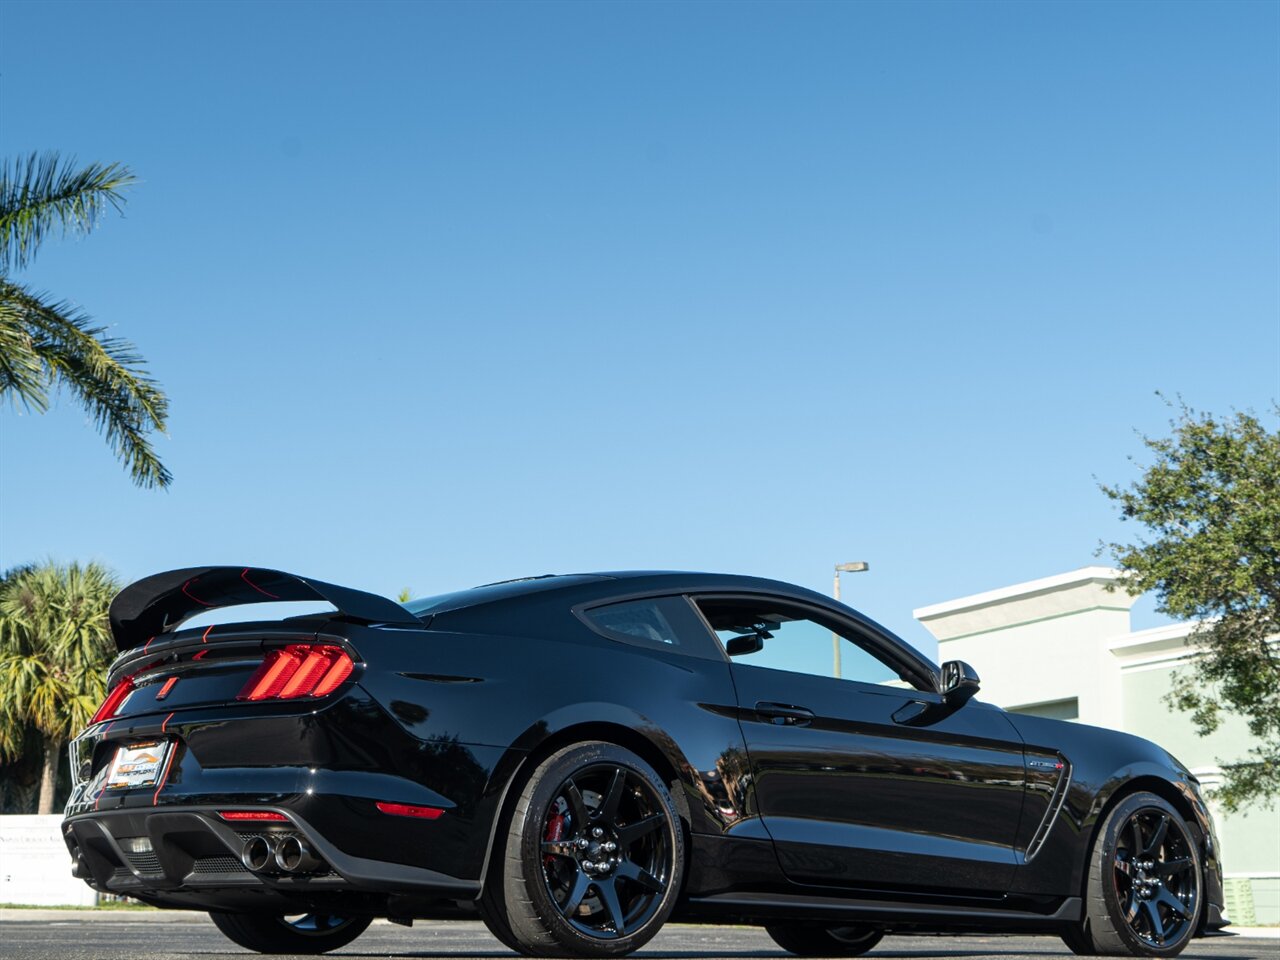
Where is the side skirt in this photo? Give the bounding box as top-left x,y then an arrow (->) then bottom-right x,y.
675,891 -> 1081,932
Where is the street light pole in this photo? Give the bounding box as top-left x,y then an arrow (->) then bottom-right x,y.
832,561 -> 869,679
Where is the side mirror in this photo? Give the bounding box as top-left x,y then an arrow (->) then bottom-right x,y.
725,634 -> 764,657
941,660 -> 980,708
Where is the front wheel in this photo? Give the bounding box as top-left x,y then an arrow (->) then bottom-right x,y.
1063,791 -> 1202,957
209,912 -> 371,954
482,741 -> 685,957
766,923 -> 885,956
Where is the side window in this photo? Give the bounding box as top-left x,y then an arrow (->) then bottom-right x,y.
695,597 -> 914,687
581,596 -> 723,660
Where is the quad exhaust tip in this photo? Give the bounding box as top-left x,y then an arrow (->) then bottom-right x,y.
274,836 -> 322,874
241,836 -> 275,873
240,834 -> 325,875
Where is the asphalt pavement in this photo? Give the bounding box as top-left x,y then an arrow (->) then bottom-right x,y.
0,915 -> 1274,960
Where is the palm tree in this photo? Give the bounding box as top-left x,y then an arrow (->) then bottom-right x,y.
0,152 -> 171,488
0,562 -> 119,814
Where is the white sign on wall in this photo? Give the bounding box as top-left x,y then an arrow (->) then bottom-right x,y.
0,814 -> 97,907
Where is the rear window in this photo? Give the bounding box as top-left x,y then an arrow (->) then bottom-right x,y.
580,596 -> 723,660
403,574 -> 610,617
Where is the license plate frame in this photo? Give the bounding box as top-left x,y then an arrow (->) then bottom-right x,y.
105,739 -> 171,790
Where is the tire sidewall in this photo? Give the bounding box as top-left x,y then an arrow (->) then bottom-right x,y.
208,911 -> 371,954
766,923 -> 885,957
514,742 -> 685,956
1097,793 -> 1202,956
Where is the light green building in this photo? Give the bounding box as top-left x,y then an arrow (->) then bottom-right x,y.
914,567 -> 1279,926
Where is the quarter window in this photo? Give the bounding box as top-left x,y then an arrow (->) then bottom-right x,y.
586,600 -> 681,647
581,596 -> 722,660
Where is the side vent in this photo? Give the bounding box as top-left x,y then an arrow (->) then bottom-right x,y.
1025,755 -> 1072,862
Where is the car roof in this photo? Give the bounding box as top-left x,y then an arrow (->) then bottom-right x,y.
403,570 -> 835,616
404,570 -> 940,689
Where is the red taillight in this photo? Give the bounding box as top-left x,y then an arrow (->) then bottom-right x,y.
375,801 -> 445,820
312,654 -> 353,697
237,645 -> 354,701
218,810 -> 289,822
90,676 -> 136,725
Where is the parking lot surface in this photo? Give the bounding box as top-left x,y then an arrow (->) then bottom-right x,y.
0,915 -> 1273,960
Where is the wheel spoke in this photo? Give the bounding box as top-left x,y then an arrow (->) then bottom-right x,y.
1122,891 -> 1140,925
1155,888 -> 1189,919
1141,900 -> 1165,942
616,859 -> 665,893
1143,815 -> 1169,857
1127,817 -> 1144,856
597,767 -> 626,822
597,877 -> 627,935
559,870 -> 591,917
563,778 -> 589,827
617,814 -> 663,847
1157,856 -> 1193,878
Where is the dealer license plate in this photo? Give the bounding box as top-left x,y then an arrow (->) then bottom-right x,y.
105,740 -> 170,790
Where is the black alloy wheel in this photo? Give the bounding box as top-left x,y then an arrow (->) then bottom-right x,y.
485,741 -> 684,957
208,911 -> 371,954
1111,807 -> 1199,947
539,762 -> 672,938
1065,791 -> 1201,957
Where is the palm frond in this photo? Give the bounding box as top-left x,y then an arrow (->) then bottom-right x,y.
0,293 -> 50,411
0,152 -> 137,273
1,282 -> 171,488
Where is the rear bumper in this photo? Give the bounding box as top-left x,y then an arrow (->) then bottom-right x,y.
63,686 -> 517,900
64,804 -> 481,913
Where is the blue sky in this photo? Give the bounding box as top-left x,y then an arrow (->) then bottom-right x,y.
1,0 -> 1276,662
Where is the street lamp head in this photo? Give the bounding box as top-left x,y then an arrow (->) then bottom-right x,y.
835,562 -> 869,573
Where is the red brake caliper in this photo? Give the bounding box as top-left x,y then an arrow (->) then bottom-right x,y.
544,797 -> 569,867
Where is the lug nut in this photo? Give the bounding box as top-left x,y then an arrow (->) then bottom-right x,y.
592,827 -> 604,838
576,838 -> 589,850
603,841 -> 617,853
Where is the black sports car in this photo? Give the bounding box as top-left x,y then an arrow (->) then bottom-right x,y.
63,566 -> 1225,958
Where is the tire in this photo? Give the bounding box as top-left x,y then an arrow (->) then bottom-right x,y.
1062,791 -> 1202,957
1061,921 -> 1099,955
766,923 -> 885,956
482,741 -> 685,957
208,912 -> 371,954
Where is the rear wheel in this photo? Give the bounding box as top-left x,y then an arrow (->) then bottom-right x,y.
766,923 -> 885,956
1062,792 -> 1202,957
208,912 -> 370,954
482,741 -> 684,957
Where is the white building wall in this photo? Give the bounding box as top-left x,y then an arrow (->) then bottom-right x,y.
0,814 -> 96,906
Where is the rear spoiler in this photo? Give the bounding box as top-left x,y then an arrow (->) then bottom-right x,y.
109,566 -> 424,652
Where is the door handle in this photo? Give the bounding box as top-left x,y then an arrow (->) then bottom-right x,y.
755,701 -> 815,726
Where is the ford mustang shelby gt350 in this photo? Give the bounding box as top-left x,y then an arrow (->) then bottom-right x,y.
62,567 -> 1225,957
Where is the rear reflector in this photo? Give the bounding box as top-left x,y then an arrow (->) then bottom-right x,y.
237,645 -> 354,701
218,810 -> 289,822
90,676 -> 136,725
375,801 -> 445,820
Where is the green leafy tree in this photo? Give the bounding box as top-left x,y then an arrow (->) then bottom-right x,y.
0,562 -> 119,814
0,152 -> 170,488
1102,400 -> 1280,811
